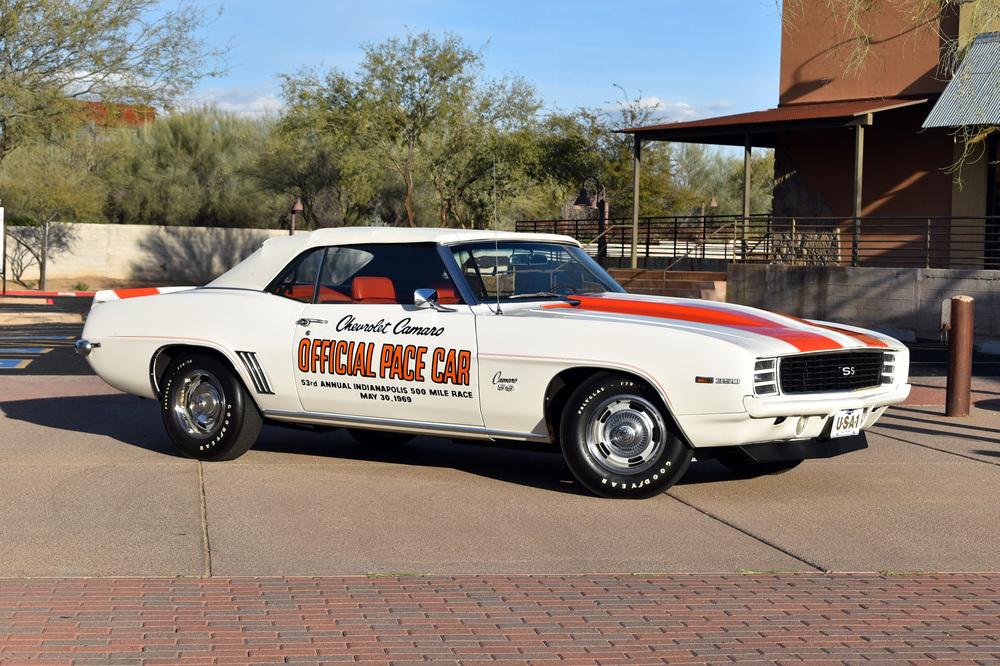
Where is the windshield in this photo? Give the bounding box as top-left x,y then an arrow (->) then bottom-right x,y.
450,241 -> 624,303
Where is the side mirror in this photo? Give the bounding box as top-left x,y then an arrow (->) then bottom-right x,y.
413,288 -> 455,312
413,288 -> 439,309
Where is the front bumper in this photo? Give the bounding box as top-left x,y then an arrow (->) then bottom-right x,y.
743,383 -> 911,418
677,383 -> 910,448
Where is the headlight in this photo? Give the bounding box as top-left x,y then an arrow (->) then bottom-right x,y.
754,358 -> 778,395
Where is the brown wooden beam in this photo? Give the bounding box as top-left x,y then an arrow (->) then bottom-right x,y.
631,137 -> 641,269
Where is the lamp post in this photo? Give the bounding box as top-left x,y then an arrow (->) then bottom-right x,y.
290,197 -> 303,236
573,182 -> 609,266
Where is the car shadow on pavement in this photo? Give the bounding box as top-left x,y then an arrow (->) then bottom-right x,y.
0,393 -> 178,456
1,393 -> 752,494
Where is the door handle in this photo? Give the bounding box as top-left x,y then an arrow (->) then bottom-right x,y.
297,318 -> 328,326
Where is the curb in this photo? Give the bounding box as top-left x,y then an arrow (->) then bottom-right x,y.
1,290 -> 96,298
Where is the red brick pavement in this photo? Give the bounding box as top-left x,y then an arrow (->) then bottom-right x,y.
903,376 -> 1000,407
1,574 -> 998,664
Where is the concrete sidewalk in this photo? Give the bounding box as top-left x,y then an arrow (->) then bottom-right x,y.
0,374 -> 997,577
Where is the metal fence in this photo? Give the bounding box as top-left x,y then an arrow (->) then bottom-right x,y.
514,215 -> 1000,270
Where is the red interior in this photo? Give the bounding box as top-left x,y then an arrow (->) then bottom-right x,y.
435,284 -> 460,305
352,276 -> 397,304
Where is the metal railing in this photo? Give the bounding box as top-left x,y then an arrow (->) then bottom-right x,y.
515,215 -> 1000,270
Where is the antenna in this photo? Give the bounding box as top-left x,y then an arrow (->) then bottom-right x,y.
492,156 -> 503,316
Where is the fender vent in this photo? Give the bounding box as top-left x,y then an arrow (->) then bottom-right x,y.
236,351 -> 273,394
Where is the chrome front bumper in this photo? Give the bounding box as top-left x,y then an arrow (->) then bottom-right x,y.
742,384 -> 911,419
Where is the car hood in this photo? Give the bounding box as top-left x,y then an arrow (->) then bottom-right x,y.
518,292 -> 897,355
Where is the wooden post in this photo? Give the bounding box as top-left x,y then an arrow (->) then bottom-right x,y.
743,134 -> 751,261
0,202 -> 5,295
630,137 -> 641,269
40,219 -> 49,292
597,197 -> 608,267
851,123 -> 865,267
945,296 -> 975,417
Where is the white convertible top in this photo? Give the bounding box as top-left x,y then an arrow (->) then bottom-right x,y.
208,226 -> 580,291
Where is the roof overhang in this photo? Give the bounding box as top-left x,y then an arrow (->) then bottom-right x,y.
923,31 -> 1000,129
619,98 -> 928,147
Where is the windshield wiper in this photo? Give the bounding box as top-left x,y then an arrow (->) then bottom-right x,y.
506,291 -> 581,305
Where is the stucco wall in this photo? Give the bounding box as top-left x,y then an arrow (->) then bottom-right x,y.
4,223 -> 290,285
727,264 -> 1000,342
779,2 -> 955,104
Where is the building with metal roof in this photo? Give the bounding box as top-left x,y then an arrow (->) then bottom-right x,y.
618,1 -> 1000,269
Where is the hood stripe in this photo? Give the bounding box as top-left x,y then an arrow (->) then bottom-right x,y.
545,296 -> 845,352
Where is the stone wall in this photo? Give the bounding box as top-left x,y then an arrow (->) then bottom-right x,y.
727,264 -> 1000,342
4,223 -> 289,286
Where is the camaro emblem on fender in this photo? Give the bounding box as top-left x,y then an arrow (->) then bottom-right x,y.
842,366 -> 856,376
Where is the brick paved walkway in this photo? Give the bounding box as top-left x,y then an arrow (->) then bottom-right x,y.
1,575 -> 998,664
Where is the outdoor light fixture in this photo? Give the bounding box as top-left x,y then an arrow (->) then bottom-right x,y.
290,197 -> 304,236
571,179 -> 609,265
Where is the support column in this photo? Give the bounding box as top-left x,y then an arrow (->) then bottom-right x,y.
851,123 -> 865,266
631,137 -> 641,270
742,134 -> 751,260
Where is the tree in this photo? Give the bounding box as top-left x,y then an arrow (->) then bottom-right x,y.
0,0 -> 223,162
536,89 -> 682,220
101,109 -> 288,228
355,32 -> 479,227
423,77 -> 541,228
0,139 -> 102,287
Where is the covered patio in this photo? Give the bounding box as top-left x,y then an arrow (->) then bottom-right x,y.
619,97 -> 930,268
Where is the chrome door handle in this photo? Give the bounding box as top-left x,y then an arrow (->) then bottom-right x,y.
296,318 -> 328,326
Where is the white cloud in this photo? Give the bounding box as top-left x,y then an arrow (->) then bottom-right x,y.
183,86 -> 284,117
617,96 -> 734,123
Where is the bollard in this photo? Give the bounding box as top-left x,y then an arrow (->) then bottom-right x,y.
945,295 -> 974,417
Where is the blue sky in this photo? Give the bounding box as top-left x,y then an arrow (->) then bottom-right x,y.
191,0 -> 783,122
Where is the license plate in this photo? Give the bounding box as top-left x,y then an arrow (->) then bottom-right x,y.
830,408 -> 864,438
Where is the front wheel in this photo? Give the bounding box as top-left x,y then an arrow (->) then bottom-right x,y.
560,373 -> 692,499
160,352 -> 262,461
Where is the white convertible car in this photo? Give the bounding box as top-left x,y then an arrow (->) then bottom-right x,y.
77,228 -> 910,498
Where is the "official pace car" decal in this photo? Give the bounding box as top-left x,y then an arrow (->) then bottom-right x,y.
295,314 -> 476,404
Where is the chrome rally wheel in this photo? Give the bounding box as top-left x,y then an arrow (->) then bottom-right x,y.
160,352 -> 262,461
561,373 -> 692,499
585,395 -> 666,476
171,370 -> 226,438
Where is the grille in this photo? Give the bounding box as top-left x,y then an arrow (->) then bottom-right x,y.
779,350 -> 884,395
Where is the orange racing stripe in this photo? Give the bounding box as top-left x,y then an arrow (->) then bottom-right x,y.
114,287 -> 161,299
791,318 -> 888,348
545,296 -> 844,352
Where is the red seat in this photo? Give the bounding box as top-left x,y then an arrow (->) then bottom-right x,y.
316,286 -> 352,304
352,276 -> 397,304
435,284 -> 461,305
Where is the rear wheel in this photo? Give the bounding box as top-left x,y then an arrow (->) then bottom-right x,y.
560,373 -> 692,499
160,352 -> 262,461
346,428 -> 414,445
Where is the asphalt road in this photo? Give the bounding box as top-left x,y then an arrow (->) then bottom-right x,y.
1,298 -> 998,578
1,369 -> 998,578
